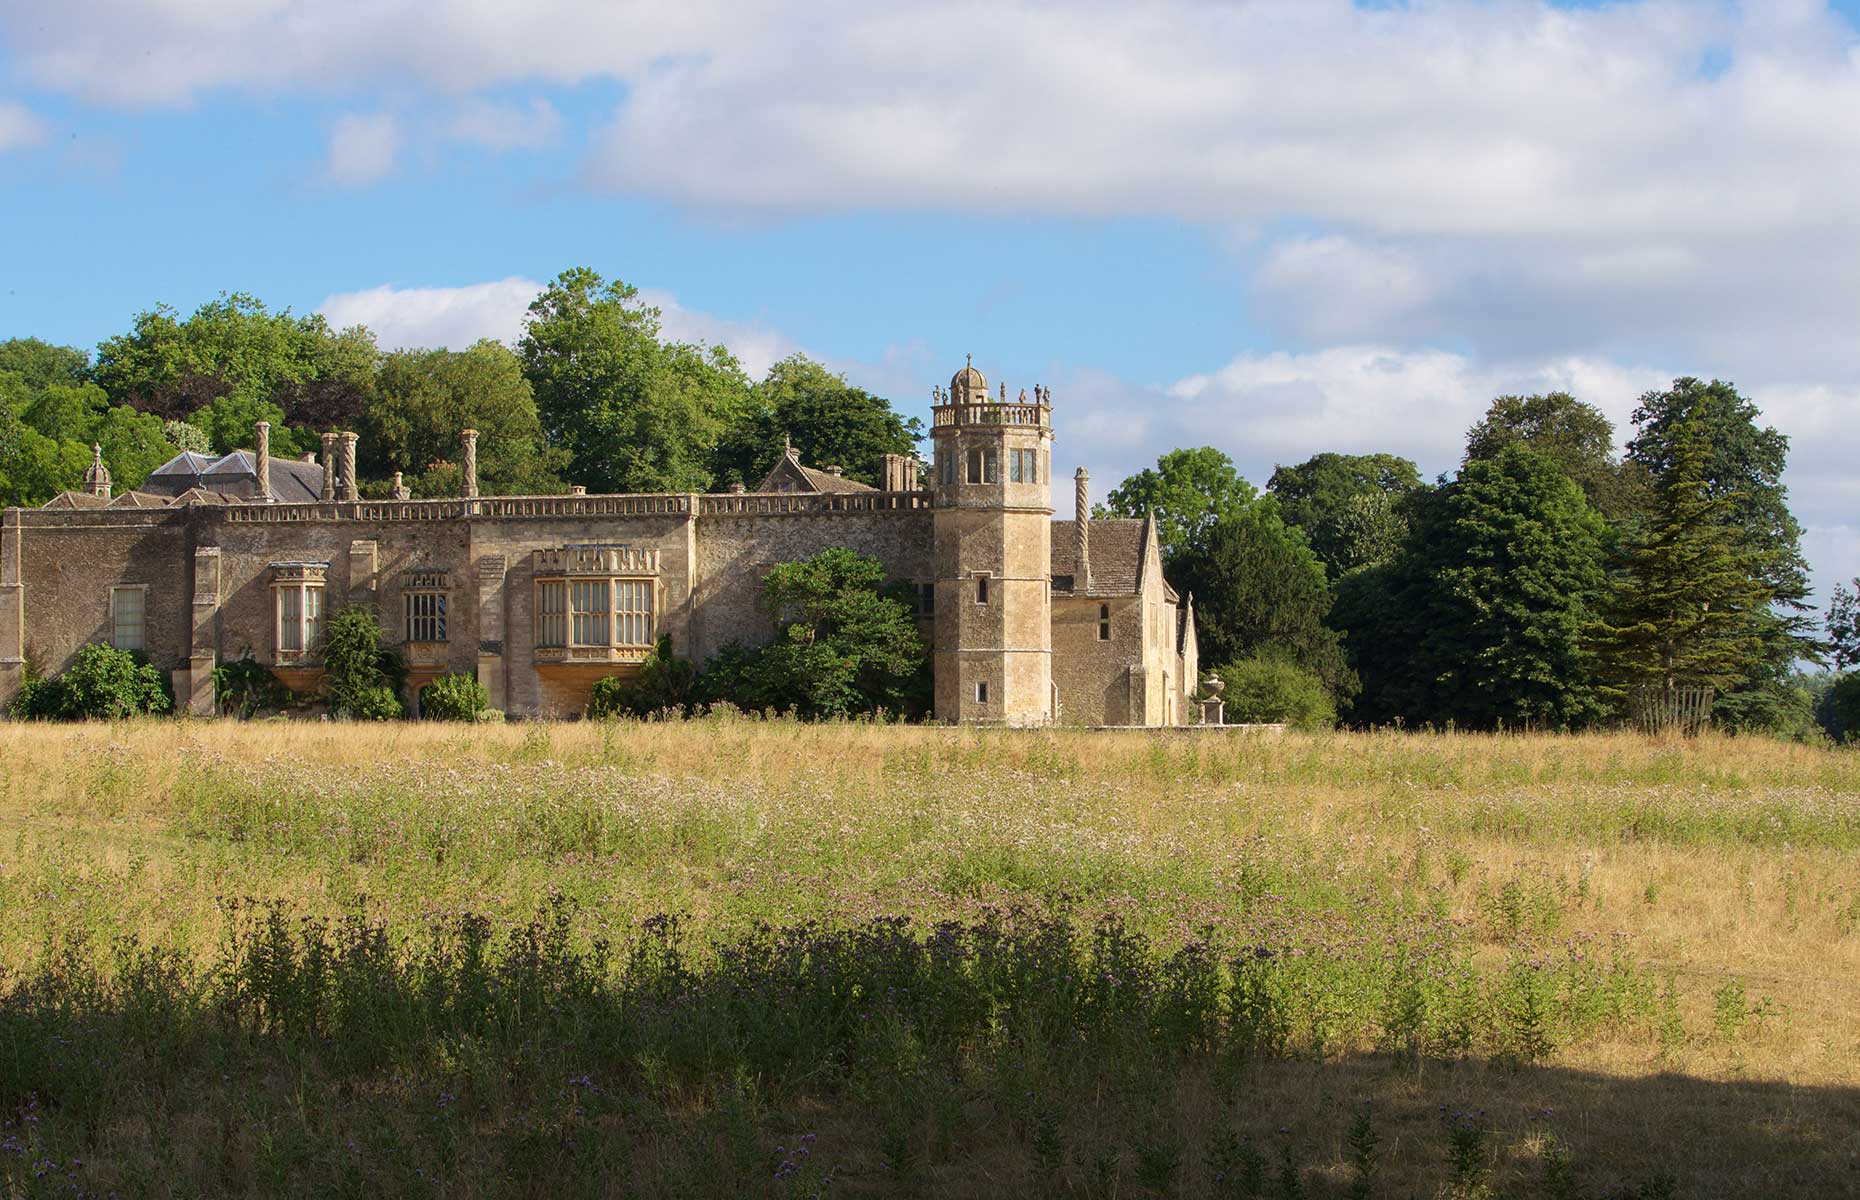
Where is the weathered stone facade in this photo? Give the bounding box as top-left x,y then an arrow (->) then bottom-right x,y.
0,363 -> 1198,725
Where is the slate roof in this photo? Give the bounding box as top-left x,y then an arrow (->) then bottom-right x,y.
39,491 -> 108,509
755,447 -> 877,494
107,490 -> 173,508
141,448 -> 324,502
1050,519 -> 1146,595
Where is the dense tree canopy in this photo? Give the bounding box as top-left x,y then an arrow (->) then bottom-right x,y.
519,269 -> 754,494
710,354 -> 922,488
1464,393 -> 1643,523
364,342 -> 566,496
1592,414 -> 1775,699
93,293 -> 375,457
1172,501 -> 1354,700
1098,447 -> 1258,563
1267,452 -> 1423,577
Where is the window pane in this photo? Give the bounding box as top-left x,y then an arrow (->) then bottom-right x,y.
279,587 -> 302,652
571,580 -> 609,646
305,587 -> 323,650
538,581 -> 567,647
966,449 -> 982,484
111,587 -> 144,652
984,450 -> 998,483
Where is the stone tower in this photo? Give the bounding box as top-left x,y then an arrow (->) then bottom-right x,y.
930,359 -> 1054,724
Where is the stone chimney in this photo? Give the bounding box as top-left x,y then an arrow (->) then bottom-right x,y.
1074,466 -> 1091,590
569,484 -> 587,496
319,433 -> 338,501
460,428 -> 479,499
392,471 -> 409,501
254,421 -> 272,502
881,453 -> 919,491
826,465 -> 843,476
338,432 -> 359,502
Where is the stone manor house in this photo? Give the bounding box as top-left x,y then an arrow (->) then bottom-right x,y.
0,361 -> 1199,725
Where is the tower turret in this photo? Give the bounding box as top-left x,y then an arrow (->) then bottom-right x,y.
929,359 -> 1054,724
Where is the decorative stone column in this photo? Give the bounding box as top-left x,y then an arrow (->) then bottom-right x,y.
320,433 -> 338,501
187,547 -> 221,716
338,432 -> 359,502
460,428 -> 479,499
0,509 -> 24,710
1074,467 -> 1091,589
254,421 -> 272,502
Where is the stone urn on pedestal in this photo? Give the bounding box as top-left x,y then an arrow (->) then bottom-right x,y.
1199,674 -> 1226,727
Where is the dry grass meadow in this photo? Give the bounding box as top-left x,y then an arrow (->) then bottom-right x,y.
1,719 -> 1857,1197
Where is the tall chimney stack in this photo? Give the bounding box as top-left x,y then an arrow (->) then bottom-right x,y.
320,433 -> 338,501
1074,466 -> 1091,590
254,421 -> 272,502
460,428 -> 479,499
338,432 -> 359,502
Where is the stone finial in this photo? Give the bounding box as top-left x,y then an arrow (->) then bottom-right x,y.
728,481 -> 746,494
83,443 -> 112,499
319,433 -> 338,501
338,431 -> 359,502
569,484 -> 587,496
999,382 -> 1007,402
254,421 -> 272,503
392,470 -> 410,501
1018,388 -> 1027,403
1074,466 -> 1091,589
460,428 -> 479,499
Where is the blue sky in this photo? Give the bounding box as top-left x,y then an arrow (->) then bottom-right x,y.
3,0 -> 1858,610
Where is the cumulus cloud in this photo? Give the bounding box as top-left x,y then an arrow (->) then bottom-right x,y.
0,100 -> 47,150
325,112 -> 399,187
319,277 -> 540,349
445,97 -> 562,152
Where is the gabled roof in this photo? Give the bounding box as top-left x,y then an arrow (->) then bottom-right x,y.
40,491 -> 108,509
168,487 -> 229,506
1050,519 -> 1146,595
263,457 -> 325,502
107,490 -> 172,508
147,450 -> 216,481
755,445 -> 877,494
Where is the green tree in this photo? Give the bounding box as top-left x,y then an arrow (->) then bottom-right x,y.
1099,447 -> 1258,563
1267,452 -> 1424,577
0,338 -> 90,392
518,269 -> 753,494
364,341 -> 566,495
1624,379 -> 1816,728
1464,393 -> 1645,523
319,607 -> 406,720
93,293 -> 373,455
699,548 -> 927,719
711,354 -> 922,487
1592,414 -> 1775,704
1828,581 -> 1860,672
1173,502 -> 1354,700
1413,445 -> 1609,729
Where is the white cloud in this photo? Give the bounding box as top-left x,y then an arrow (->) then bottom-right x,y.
325,112 -> 399,187
317,277 -> 798,377
445,97 -> 562,152
0,100 -> 47,150
319,277 -> 540,349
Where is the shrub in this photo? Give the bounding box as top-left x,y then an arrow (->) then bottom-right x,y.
588,635 -> 698,719
420,673 -> 489,722
212,654 -> 291,719
57,643 -> 173,719
1822,674 -> 1860,743
7,668 -> 71,720
1214,652 -> 1336,728
321,607 -> 405,720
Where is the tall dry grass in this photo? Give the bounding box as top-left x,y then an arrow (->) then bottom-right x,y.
0,719 -> 1856,1197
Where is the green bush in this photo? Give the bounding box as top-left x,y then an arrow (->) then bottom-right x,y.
29,642 -> 175,720
420,672 -> 489,722
320,607 -> 405,720
1214,652 -> 1336,728
6,668 -> 71,720
588,635 -> 699,720
212,654 -> 291,719
343,685 -> 406,722
1823,674 -> 1860,743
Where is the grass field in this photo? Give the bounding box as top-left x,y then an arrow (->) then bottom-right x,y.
1,720 -> 1857,1198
